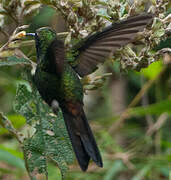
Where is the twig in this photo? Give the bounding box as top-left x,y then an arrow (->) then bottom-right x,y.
0,25 -> 29,52
146,113 -> 168,136
0,112 -> 37,179
0,25 -> 37,72
157,48 -> 171,54
141,75 -> 154,127
14,49 -> 37,70
57,32 -> 69,37
106,152 -> 135,170
0,112 -> 23,144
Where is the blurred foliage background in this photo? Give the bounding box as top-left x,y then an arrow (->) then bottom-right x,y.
0,0 -> 171,180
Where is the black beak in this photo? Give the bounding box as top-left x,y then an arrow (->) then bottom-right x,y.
26,33 -> 36,37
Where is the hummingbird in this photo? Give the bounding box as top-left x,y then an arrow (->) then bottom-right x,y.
26,13 -> 153,171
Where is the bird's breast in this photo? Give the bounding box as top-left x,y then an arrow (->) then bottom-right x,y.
34,64 -> 83,106
34,67 -> 62,105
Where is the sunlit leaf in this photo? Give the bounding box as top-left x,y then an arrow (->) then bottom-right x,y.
7,114 -> 26,129
0,112 -> 19,137
0,149 -> 25,169
0,145 -> 23,159
104,160 -> 125,180
129,99 -> 171,116
140,61 -> 163,79
132,165 -> 151,180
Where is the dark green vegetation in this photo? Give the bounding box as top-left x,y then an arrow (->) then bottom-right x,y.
0,0 -> 171,180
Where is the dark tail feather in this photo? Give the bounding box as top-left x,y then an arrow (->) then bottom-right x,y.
63,109 -> 103,171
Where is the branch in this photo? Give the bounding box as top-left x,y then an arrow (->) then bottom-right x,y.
0,112 -> 23,144
146,113 -> 168,136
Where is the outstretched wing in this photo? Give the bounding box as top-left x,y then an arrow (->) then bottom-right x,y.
71,13 -> 153,77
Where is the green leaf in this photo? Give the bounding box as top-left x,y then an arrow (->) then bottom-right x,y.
14,83 -> 74,178
0,112 -> 19,136
132,165 -> 151,180
47,164 -> 61,180
104,160 -> 125,180
0,149 -> 25,169
129,99 -> 171,116
0,167 -> 13,174
7,114 -> 26,129
154,37 -> 171,51
0,145 -> 23,159
0,9 -> 8,15
14,84 -> 32,110
153,28 -> 165,38
14,84 -> 35,124
0,56 -> 30,66
24,0 -> 40,7
140,61 -> 163,79
0,114 -> 26,136
23,136 -> 47,176
0,128 -> 8,135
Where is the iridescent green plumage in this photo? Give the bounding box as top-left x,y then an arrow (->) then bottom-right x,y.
28,14 -> 153,171
34,60 -> 83,104
34,28 -> 83,104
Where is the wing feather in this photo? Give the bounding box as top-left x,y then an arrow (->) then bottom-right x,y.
72,13 -> 153,77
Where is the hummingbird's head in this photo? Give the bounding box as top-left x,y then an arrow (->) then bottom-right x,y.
27,27 -> 57,59
35,27 -> 56,44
